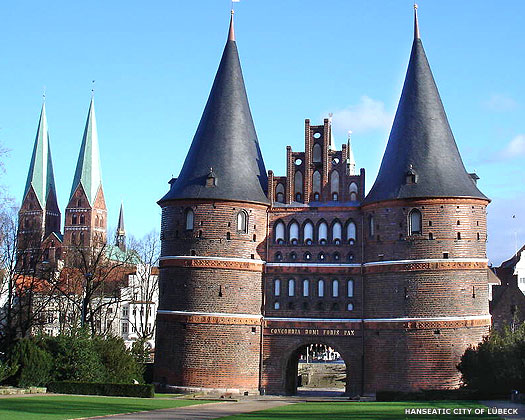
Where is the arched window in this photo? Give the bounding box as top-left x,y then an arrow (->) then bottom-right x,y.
80,214 -> 85,225
72,214 -> 77,225
304,222 -> 314,245
313,143 -> 322,163
71,232 -> 77,244
347,221 -> 356,243
288,279 -> 295,297
347,279 -> 354,297
274,301 -> 280,310
349,182 -> 358,201
289,222 -> 299,245
409,209 -> 422,235
185,209 -> 194,230
275,183 -> 285,203
303,279 -> 309,297
294,171 -> 303,201
77,199 -> 82,207
330,171 -> 339,196
368,215 -> 374,238
318,221 -> 328,245
237,211 -> 248,233
332,280 -> 339,297
312,171 -> 321,198
318,279 -> 325,297
274,279 -> 281,296
275,221 -> 285,244
79,232 -> 85,244
332,221 -> 342,244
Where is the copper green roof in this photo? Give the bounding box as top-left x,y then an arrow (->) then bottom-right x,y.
23,103 -> 57,207
70,98 -> 102,205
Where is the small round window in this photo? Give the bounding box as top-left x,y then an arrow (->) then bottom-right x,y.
313,132 -> 321,139
332,157 -> 340,165
295,158 -> 303,165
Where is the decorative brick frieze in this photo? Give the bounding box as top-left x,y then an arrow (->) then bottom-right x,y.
160,256 -> 264,272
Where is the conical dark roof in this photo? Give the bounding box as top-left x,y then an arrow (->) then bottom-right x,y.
363,11 -> 487,205
159,14 -> 268,205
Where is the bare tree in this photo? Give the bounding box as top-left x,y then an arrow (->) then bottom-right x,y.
56,241 -> 135,336
125,231 -> 160,356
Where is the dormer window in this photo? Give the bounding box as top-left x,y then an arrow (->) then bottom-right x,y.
206,168 -> 217,187
405,165 -> 417,184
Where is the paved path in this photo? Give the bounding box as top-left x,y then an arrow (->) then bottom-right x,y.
481,401 -> 525,420
89,400 -> 293,420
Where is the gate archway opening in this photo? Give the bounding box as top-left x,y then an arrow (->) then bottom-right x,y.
285,343 -> 347,396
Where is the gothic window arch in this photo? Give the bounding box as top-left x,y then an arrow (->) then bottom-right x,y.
237,210 -> 248,233
80,214 -> 85,225
347,279 -> 354,297
318,279 -> 325,297
289,221 -> 299,245
368,215 -> 374,238
409,209 -> 422,235
275,221 -> 285,244
185,209 -> 194,230
72,214 -> 77,225
349,182 -> 358,201
275,183 -> 285,203
294,171 -> 303,202
346,221 -> 356,244
318,221 -> 328,245
332,280 -> 339,297
304,221 -> 314,245
274,279 -> 281,296
312,143 -> 322,163
303,279 -> 309,297
332,221 -> 342,244
330,171 -> 339,201
288,279 -> 295,297
312,171 -> 321,201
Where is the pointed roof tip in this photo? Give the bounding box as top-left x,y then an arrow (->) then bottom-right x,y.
117,201 -> 125,232
414,3 -> 420,40
228,10 -> 235,41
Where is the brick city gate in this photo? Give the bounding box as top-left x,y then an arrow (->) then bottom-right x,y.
261,319 -> 363,395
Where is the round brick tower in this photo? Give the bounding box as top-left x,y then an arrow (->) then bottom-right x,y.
154,13 -> 269,393
360,8 -> 491,392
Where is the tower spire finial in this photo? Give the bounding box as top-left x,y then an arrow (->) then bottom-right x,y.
91,80 -> 95,99
228,9 -> 235,41
414,3 -> 420,40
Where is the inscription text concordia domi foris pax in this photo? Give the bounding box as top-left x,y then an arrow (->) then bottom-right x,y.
268,328 -> 356,336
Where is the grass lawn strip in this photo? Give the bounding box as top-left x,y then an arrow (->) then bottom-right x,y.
218,401 -> 503,420
0,394 -> 215,420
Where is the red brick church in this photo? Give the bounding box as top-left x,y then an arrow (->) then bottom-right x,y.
154,8 -> 491,395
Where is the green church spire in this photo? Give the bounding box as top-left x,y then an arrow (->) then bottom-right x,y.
70,98 -> 102,205
23,103 -> 57,208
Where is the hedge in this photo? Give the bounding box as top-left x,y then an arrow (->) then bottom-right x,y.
376,389 -> 509,401
47,381 -> 154,398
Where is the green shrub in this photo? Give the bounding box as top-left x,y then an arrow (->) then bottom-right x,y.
41,328 -> 104,382
93,335 -> 143,383
9,338 -> 53,387
47,381 -> 154,398
458,325 -> 525,395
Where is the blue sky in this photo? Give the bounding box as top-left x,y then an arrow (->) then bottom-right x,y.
0,1 -> 523,265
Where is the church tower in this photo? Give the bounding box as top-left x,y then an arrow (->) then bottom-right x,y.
64,98 -> 107,249
115,202 -> 126,251
361,7 -> 491,392
155,12 -> 269,392
19,103 -> 60,262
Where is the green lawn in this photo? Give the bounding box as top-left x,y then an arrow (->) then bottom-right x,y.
220,401 -> 502,420
0,395 -> 213,420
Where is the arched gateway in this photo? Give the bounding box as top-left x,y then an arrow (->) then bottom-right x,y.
154,9 -> 491,396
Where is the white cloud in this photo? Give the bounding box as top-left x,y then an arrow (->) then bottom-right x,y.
482,94 -> 518,112
499,134 -> 525,159
329,96 -> 393,134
